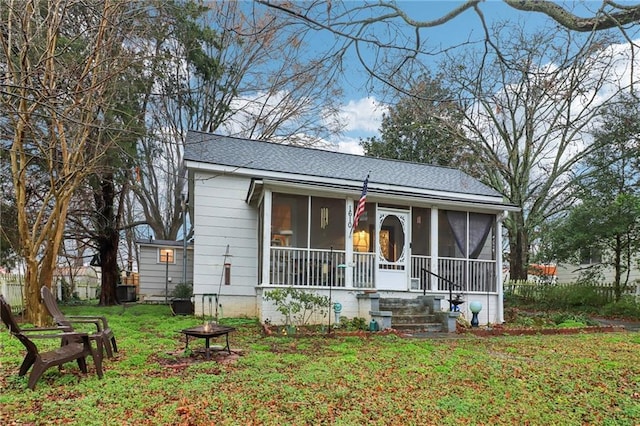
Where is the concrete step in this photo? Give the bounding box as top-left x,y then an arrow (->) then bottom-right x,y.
380,306 -> 429,316
391,314 -> 439,325
378,296 -> 449,332
393,322 -> 443,332
379,298 -> 423,308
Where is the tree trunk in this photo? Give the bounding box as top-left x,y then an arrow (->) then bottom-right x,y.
613,235 -> 622,302
94,174 -> 121,306
507,213 -> 529,281
23,261 -> 51,326
98,230 -> 120,306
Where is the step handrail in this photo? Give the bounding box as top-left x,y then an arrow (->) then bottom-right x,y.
421,268 -> 463,311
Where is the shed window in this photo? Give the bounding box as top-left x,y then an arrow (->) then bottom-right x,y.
158,248 -> 175,264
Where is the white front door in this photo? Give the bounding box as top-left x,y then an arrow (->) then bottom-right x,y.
376,209 -> 410,291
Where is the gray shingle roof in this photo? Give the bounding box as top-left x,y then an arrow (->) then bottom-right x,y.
184,131 -> 501,198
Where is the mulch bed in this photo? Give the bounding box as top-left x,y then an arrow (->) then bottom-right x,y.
459,323 -> 626,337
261,322 -> 628,338
153,348 -> 243,369
261,323 -> 402,337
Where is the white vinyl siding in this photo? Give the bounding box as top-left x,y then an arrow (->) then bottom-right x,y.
138,244 -> 193,301
192,172 -> 258,301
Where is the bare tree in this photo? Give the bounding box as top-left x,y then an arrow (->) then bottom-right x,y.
439,24 -> 635,279
0,0 -> 139,323
255,1 -> 640,95
255,2 -> 640,42
133,1 -> 345,241
254,1 -> 640,281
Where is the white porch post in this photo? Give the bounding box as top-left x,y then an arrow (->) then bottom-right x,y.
496,212 -> 505,323
430,207 -> 439,290
345,198 -> 354,288
262,189 -> 273,285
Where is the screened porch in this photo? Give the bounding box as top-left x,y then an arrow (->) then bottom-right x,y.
264,191 -> 499,295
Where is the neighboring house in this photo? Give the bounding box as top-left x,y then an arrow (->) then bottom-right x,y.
556,253 -> 640,286
183,131 -> 517,325
137,239 -> 194,302
53,266 -> 101,300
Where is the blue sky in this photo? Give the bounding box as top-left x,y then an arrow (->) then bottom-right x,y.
323,1 -> 629,153
327,0 -> 556,152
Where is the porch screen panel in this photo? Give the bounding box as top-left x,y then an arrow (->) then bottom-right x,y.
271,193 -> 308,248
352,203 -> 375,252
411,207 -> 431,290
469,213 -> 495,260
438,210 -> 466,293
311,197 -> 345,250
411,207 -> 430,255
438,210 -> 464,258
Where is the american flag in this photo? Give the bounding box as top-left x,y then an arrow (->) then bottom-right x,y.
353,175 -> 369,229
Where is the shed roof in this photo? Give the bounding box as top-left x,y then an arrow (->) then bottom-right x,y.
184,131 -> 504,200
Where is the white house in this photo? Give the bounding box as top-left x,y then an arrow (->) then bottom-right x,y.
184,131 -> 518,326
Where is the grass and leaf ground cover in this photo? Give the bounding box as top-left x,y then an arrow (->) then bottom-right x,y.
1,304 -> 639,425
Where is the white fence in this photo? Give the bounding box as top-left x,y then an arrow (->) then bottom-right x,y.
0,274 -> 25,314
505,280 -> 640,302
0,274 -> 101,315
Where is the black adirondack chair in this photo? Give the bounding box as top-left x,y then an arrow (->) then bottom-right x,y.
40,286 -> 118,358
0,295 -> 103,390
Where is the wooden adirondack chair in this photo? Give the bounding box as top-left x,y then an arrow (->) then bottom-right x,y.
40,286 -> 118,358
0,295 -> 103,390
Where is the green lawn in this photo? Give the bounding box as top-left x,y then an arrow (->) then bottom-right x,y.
1,304 -> 639,425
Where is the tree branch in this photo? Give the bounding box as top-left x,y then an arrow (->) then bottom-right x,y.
504,0 -> 640,31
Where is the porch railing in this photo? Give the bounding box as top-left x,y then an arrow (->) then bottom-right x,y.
353,252 -> 375,288
411,255 -> 431,291
438,257 -> 497,293
269,248 -> 496,292
270,247 -> 346,287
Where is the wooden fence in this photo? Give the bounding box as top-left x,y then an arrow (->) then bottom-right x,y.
504,280 -> 640,303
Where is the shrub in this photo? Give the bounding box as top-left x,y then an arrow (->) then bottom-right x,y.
335,317 -> 368,331
550,312 -> 599,327
540,284 -> 607,310
600,296 -> 640,319
263,286 -> 331,326
170,282 -> 193,299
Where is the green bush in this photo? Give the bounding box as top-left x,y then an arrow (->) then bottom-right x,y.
600,296 -> 640,319
263,286 -> 331,326
556,319 -> 588,328
335,316 -> 368,331
550,312 -> 599,326
170,282 -> 193,299
538,284 -> 607,310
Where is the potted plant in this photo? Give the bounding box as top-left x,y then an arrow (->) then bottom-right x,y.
170,282 -> 194,315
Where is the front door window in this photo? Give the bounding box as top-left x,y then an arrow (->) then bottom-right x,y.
379,214 -> 405,266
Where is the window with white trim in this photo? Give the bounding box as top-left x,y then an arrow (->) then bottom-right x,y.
158,248 -> 175,264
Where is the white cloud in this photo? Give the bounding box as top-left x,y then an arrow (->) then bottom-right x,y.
334,136 -> 364,155
329,96 -> 387,155
339,97 -> 387,133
